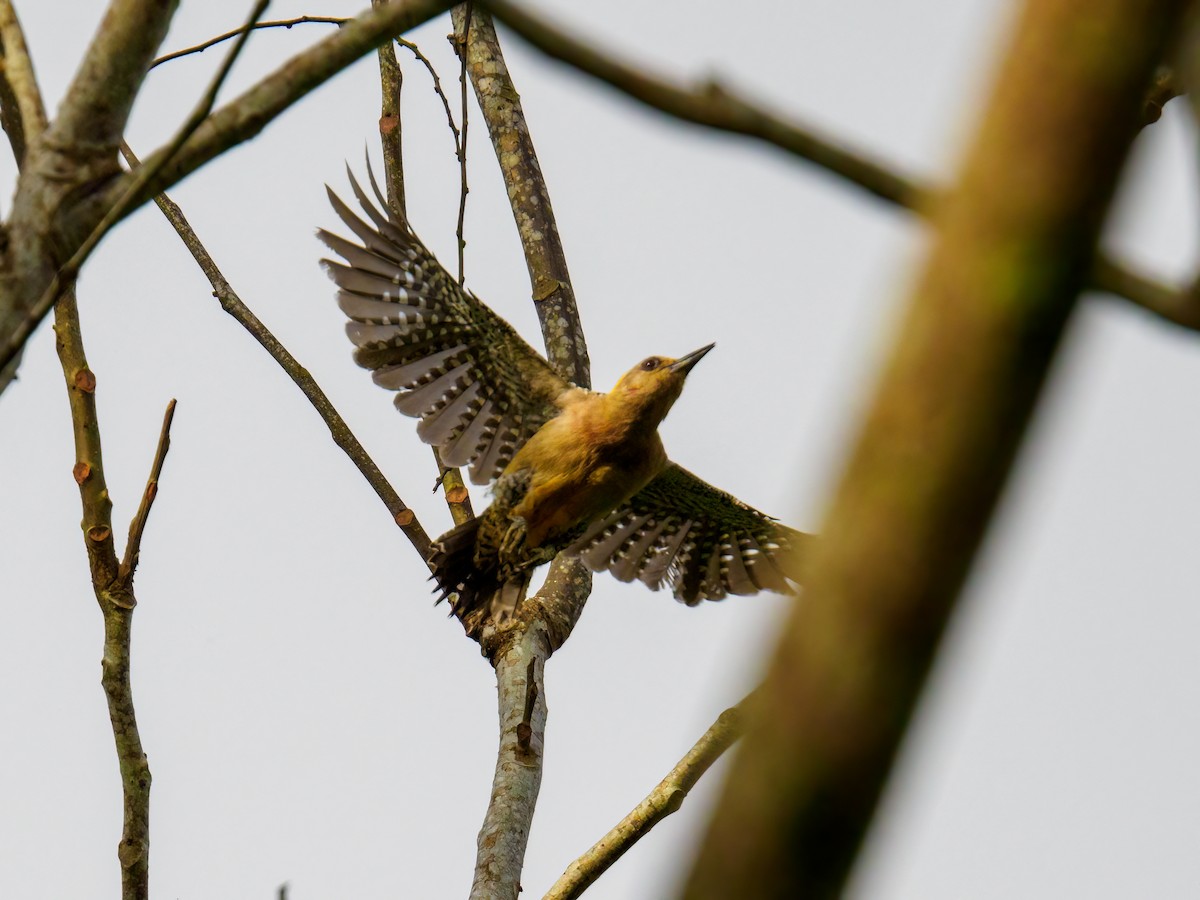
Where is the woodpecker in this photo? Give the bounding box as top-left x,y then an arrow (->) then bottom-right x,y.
319,168 -> 808,628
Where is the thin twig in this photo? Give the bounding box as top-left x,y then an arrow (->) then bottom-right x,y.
482,0 -> 1200,334
0,0 -> 271,378
397,37 -> 462,157
368,19 -> 475,525
544,697 -> 751,900
119,399 -> 177,583
452,2 -> 473,284
120,143 -> 433,560
150,15 -> 347,69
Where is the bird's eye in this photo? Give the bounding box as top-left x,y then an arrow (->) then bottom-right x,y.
641,357 -> 660,371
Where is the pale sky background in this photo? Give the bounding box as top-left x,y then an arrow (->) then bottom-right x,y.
1,2 -> 1198,898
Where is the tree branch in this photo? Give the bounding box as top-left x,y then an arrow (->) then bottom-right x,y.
446,7 -> 594,898
53,0 -> 179,151
119,400 -> 177,584
150,15 -> 347,69
367,14 -> 476,526
3,0 -> 273,374
119,144 -> 433,560
454,4 -> 590,387
482,0 -> 1200,334
54,281 -> 168,899
0,0 -> 457,399
0,0 -> 46,153
683,1 -> 1189,896
545,697 -> 750,900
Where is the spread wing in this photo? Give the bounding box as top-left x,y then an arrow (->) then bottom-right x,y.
569,464 -> 810,604
318,166 -> 575,485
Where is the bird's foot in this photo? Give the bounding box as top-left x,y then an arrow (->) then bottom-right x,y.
500,516 -> 528,558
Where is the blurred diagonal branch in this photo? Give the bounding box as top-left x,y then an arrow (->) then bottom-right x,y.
483,0 -> 1200,332
682,1 -> 1190,897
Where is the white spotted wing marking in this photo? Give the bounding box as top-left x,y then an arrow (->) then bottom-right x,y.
319,164 -> 574,485
569,463 -> 809,604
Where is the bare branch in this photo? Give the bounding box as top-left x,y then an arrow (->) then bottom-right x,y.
120,143 -> 433,560
0,0 -> 46,391
103,0 -> 456,218
454,5 -> 589,387
473,624 -> 547,900
452,3 -> 473,283
54,281 -> 155,899
0,0 -> 270,385
0,0 -> 47,150
119,399 -> 177,584
483,0 -> 1200,334
52,0 -> 178,151
150,15 -> 348,69
368,15 -> 475,526
373,2 -> 406,218
447,8 -> 595,898
396,36 -> 462,159
683,1 -> 1189,896
0,0 -> 456,398
545,697 -> 750,900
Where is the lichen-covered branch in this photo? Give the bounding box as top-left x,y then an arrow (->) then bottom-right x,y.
682,2 -> 1189,897
545,697 -> 750,900
119,144 -> 433,560
452,5 -> 590,387
447,6 -> 594,898
483,0 -> 1200,334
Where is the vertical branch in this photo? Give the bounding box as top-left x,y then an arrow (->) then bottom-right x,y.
372,0 -> 406,217
55,285 -> 166,900
448,7 -> 594,899
372,13 -> 474,525
683,1 -> 1188,897
451,6 -> 589,388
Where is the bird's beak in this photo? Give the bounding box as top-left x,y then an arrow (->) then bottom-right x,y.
667,342 -> 715,375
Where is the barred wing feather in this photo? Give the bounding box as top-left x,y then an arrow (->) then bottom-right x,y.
569,464 -> 810,604
318,167 -> 573,485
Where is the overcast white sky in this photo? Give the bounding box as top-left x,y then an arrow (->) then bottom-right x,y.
1,2 -> 1198,898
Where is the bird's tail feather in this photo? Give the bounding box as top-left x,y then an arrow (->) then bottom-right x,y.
429,519 -> 530,632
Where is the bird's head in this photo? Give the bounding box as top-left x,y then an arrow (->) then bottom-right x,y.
611,343 -> 715,424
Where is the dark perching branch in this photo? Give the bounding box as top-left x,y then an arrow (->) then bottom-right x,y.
446,6 -> 595,899
682,1 -> 1190,897
118,143 -> 433,561
481,0 -> 1200,334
